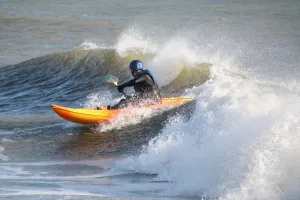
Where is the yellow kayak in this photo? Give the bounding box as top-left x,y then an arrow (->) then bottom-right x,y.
51,97 -> 192,124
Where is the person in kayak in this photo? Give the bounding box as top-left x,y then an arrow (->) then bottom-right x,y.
108,60 -> 161,109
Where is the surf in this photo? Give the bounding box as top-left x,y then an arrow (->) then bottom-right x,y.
116,56 -> 300,199
1,20 -> 300,200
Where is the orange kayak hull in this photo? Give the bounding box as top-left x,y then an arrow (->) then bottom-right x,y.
51,97 -> 192,124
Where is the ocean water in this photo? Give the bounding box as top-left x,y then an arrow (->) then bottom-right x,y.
1,0 -> 300,199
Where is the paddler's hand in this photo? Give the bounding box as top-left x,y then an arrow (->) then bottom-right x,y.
117,85 -> 124,93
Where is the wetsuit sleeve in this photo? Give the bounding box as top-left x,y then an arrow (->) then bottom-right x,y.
119,79 -> 135,88
119,74 -> 155,88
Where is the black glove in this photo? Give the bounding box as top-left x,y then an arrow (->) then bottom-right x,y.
117,85 -> 124,93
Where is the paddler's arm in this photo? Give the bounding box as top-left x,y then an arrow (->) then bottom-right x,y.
119,79 -> 135,88
118,75 -> 153,88
117,79 -> 135,93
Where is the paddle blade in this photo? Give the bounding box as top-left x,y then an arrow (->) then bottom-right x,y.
104,75 -> 119,86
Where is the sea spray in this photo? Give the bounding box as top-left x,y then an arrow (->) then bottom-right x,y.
116,60 -> 300,199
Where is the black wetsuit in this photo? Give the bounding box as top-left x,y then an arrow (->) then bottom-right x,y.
111,69 -> 161,109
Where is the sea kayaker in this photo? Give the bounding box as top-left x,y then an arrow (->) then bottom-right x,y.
107,60 -> 161,109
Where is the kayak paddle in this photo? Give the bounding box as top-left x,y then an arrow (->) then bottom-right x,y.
104,75 -> 126,96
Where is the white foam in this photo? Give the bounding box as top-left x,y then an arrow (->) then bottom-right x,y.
115,27 -> 206,87
148,37 -> 200,86
94,106 -> 159,132
115,26 -> 158,56
116,61 -> 300,199
86,25 -> 300,199
76,41 -> 100,50
83,91 -> 115,109
0,146 -> 9,161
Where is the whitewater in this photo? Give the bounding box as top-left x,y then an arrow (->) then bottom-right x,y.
1,0 -> 300,200
112,27 -> 300,199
